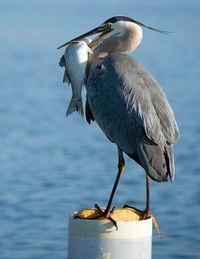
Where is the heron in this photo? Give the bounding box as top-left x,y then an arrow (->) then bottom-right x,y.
58,16 -> 180,234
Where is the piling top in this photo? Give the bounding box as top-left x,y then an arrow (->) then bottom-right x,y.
73,207 -> 144,222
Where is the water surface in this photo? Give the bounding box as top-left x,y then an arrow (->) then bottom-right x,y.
0,1 -> 200,258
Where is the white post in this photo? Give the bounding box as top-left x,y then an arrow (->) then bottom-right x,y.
67,210 -> 152,259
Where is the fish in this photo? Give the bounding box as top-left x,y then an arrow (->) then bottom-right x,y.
59,38 -> 93,117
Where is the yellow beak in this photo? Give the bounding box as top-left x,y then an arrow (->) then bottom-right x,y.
57,24 -> 111,49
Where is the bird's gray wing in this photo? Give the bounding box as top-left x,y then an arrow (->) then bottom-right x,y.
59,55 -> 71,84
147,81 -> 179,144
87,53 -> 179,147
112,53 -> 179,146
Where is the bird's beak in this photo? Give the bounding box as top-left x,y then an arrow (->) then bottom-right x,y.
57,24 -> 112,49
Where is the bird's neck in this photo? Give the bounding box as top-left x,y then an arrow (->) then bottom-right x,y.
95,23 -> 143,54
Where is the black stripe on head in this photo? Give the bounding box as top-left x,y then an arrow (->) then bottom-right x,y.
104,16 -> 134,24
103,16 -> 171,35
103,16 -> 145,28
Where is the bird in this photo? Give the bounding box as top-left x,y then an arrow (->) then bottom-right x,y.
58,16 -> 180,234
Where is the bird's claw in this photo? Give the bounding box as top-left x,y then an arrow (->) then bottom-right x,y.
94,204 -> 118,230
123,204 -> 162,238
73,205 -> 118,230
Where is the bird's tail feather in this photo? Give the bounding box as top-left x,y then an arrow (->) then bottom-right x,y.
66,98 -> 84,117
164,144 -> 175,182
137,137 -> 174,182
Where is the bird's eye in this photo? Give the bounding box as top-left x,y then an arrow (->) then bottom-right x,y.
105,23 -> 112,29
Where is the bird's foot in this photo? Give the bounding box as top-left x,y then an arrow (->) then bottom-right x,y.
94,204 -> 118,230
73,204 -> 118,230
123,204 -> 162,238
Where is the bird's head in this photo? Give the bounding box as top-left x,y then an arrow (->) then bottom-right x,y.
58,16 -> 170,52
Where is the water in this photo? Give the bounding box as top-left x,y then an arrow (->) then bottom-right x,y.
0,0 -> 200,258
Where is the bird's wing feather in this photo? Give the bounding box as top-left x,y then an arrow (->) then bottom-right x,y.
151,89 -> 179,144
137,136 -> 174,182
112,53 -> 179,145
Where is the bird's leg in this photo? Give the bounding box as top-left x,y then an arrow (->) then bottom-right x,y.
104,147 -> 125,215
74,147 -> 125,229
123,175 -> 162,237
93,147 -> 125,228
143,175 -> 161,237
143,174 -> 151,218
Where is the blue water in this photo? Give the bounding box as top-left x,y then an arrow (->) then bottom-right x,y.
0,1 -> 200,258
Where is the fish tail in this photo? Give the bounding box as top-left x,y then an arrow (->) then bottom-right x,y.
66,98 -> 84,117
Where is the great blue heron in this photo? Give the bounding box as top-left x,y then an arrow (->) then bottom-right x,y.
58,16 -> 180,234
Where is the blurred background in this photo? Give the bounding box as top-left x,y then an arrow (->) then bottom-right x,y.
0,0 -> 199,258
